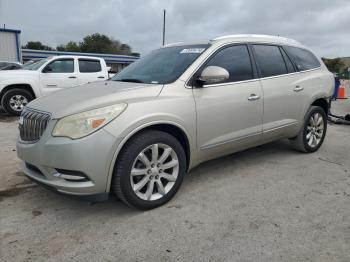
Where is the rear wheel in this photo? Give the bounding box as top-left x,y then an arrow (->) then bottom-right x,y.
1,89 -> 33,116
289,106 -> 327,153
112,130 -> 186,210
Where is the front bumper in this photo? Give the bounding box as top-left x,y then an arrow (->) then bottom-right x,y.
16,121 -> 121,196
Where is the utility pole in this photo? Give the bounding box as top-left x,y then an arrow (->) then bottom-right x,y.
162,9 -> 166,46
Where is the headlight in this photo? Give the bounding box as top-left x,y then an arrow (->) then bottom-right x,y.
52,103 -> 127,139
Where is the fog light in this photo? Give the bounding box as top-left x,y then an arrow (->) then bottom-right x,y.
53,169 -> 89,182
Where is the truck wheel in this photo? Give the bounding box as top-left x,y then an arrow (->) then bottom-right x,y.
1,89 -> 33,116
289,106 -> 327,153
112,130 -> 186,210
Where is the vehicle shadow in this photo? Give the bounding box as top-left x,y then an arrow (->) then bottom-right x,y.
185,139 -> 294,184
11,139 -> 296,219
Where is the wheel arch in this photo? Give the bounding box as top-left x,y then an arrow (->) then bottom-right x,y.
106,121 -> 192,192
0,84 -> 36,103
311,97 -> 329,115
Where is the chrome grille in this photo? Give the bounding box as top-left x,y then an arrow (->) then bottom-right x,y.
19,108 -> 51,142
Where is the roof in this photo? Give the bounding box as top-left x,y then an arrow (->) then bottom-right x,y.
210,34 -> 303,47
22,49 -> 139,63
0,28 -> 21,34
34,55 -> 108,60
163,34 -> 304,49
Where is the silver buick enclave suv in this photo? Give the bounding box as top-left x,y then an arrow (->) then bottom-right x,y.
17,35 -> 334,209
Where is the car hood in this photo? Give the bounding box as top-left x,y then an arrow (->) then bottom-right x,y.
27,81 -> 164,119
0,69 -> 37,80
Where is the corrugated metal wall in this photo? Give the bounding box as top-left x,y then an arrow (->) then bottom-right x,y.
0,31 -> 18,62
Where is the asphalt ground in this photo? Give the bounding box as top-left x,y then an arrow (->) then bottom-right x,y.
0,88 -> 349,261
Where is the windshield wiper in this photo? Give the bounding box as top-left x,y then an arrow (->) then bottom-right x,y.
115,78 -> 145,83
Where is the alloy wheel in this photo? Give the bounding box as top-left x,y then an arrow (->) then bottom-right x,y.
9,95 -> 28,112
306,112 -> 324,148
130,143 -> 179,201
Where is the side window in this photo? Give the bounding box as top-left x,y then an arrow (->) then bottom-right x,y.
78,59 -> 102,73
44,59 -> 74,73
280,47 -> 295,73
253,45 -> 287,77
284,46 -> 321,71
204,45 -> 253,83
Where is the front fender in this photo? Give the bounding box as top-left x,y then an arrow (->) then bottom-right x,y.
103,117 -> 195,193
0,77 -> 41,97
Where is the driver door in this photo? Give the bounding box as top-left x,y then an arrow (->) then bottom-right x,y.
192,44 -> 263,161
40,58 -> 78,96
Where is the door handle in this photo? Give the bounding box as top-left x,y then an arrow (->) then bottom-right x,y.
293,86 -> 304,92
97,76 -> 105,79
248,94 -> 260,101
68,76 -> 77,79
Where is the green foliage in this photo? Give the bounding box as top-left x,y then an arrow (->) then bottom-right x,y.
22,33 -> 137,56
22,41 -> 54,51
57,41 -> 81,52
80,33 -> 113,53
321,57 -> 345,73
57,33 -> 134,55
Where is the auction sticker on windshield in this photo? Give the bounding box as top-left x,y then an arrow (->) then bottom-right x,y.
180,48 -> 205,54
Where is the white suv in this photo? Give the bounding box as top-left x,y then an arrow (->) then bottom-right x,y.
16,35 -> 334,209
0,56 -> 110,115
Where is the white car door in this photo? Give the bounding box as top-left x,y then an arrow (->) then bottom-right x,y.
192,44 -> 263,162
77,58 -> 107,84
40,58 -> 78,95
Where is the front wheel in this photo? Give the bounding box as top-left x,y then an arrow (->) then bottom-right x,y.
1,89 -> 33,116
289,106 -> 327,153
112,130 -> 186,210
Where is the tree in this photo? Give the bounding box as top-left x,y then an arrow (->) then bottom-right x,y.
79,34 -> 134,55
322,57 -> 345,73
22,41 -> 54,51
57,41 -> 81,52
23,33 -> 138,56
80,33 -> 113,53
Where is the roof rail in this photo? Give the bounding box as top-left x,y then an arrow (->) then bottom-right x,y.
163,42 -> 184,47
211,34 -> 301,45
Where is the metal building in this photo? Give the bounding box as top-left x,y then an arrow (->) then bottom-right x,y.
0,28 -> 22,62
22,49 -> 139,73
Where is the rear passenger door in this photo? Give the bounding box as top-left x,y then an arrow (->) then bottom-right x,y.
77,59 -> 107,84
252,44 -> 303,141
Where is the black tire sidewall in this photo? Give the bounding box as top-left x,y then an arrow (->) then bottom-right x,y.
113,130 -> 186,209
2,89 -> 33,116
302,106 -> 327,152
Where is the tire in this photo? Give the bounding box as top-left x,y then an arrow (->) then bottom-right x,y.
1,88 -> 33,116
289,106 -> 327,153
112,130 -> 186,210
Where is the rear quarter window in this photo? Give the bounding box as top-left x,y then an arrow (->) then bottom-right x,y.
284,46 -> 321,71
78,59 -> 102,73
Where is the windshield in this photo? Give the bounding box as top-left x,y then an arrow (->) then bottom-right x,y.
22,58 -> 49,70
111,44 -> 210,84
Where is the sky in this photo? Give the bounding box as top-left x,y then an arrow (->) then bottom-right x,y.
0,0 -> 349,58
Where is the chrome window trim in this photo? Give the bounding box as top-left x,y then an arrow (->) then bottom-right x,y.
256,66 -> 321,82
188,67 -> 321,89
184,41 -> 322,89
202,78 -> 260,88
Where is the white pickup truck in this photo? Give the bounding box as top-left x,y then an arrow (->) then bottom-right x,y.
0,56 -> 110,115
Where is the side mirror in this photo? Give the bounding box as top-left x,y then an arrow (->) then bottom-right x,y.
198,66 -> 229,85
42,66 -> 52,73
